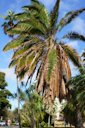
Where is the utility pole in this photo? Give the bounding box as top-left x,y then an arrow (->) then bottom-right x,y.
17,76 -> 21,128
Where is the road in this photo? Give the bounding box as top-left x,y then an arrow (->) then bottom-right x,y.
0,126 -> 19,128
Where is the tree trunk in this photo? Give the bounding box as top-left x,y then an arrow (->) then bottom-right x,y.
30,113 -> 36,128
48,114 -> 51,127
31,120 -> 36,128
75,105 -> 83,128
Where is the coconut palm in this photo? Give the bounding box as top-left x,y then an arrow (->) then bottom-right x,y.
3,0 -> 85,108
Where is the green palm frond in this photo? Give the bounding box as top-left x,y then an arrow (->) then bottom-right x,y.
50,0 -> 60,27
77,91 -> 85,103
3,34 -> 28,51
9,51 -> 34,68
12,45 -> 32,59
9,58 -> 21,68
67,66 -> 85,88
8,22 -> 32,33
63,32 -> 85,41
67,67 -> 85,110
57,8 -> 85,31
6,20 -> 46,36
12,37 -> 44,59
23,0 -> 50,28
67,74 -> 85,87
60,43 -> 81,67
48,48 -> 58,80
14,12 -> 29,21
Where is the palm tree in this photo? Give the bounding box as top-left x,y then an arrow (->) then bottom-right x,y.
3,0 -> 85,109
66,67 -> 85,128
15,84 -> 48,128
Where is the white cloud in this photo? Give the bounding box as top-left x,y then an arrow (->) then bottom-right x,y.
0,68 -> 16,81
72,18 -> 85,34
68,41 -> 79,49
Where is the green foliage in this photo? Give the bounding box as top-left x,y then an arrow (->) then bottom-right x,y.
50,0 -> 60,27
3,34 -> 28,51
48,49 -> 57,80
64,67 -> 85,125
0,72 -> 12,118
20,84 -> 48,127
63,102 -> 76,126
67,67 -> 85,111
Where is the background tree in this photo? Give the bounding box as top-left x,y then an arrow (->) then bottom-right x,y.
15,84 -> 48,128
63,67 -> 85,128
0,72 -> 12,120
3,0 -> 85,114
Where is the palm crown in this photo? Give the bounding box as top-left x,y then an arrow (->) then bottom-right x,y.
3,0 -> 85,106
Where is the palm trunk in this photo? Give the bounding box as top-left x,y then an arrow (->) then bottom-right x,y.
75,105 -> 83,128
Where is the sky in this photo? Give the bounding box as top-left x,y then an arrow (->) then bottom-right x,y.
0,0 -> 85,110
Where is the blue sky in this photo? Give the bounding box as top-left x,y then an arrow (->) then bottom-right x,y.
0,0 -> 85,110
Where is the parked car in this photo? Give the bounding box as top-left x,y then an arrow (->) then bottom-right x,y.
15,122 -> 19,126
0,121 -> 6,126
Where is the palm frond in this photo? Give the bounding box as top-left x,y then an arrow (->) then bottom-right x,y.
57,8 -> 85,31
67,75 -> 85,88
6,18 -> 46,35
77,91 -> 85,103
63,32 -> 85,41
82,50 -> 85,57
50,0 -> 60,27
9,58 -> 20,68
12,37 -> 44,59
14,12 -> 29,21
3,35 -> 28,51
60,43 -> 81,67
23,0 -> 50,28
